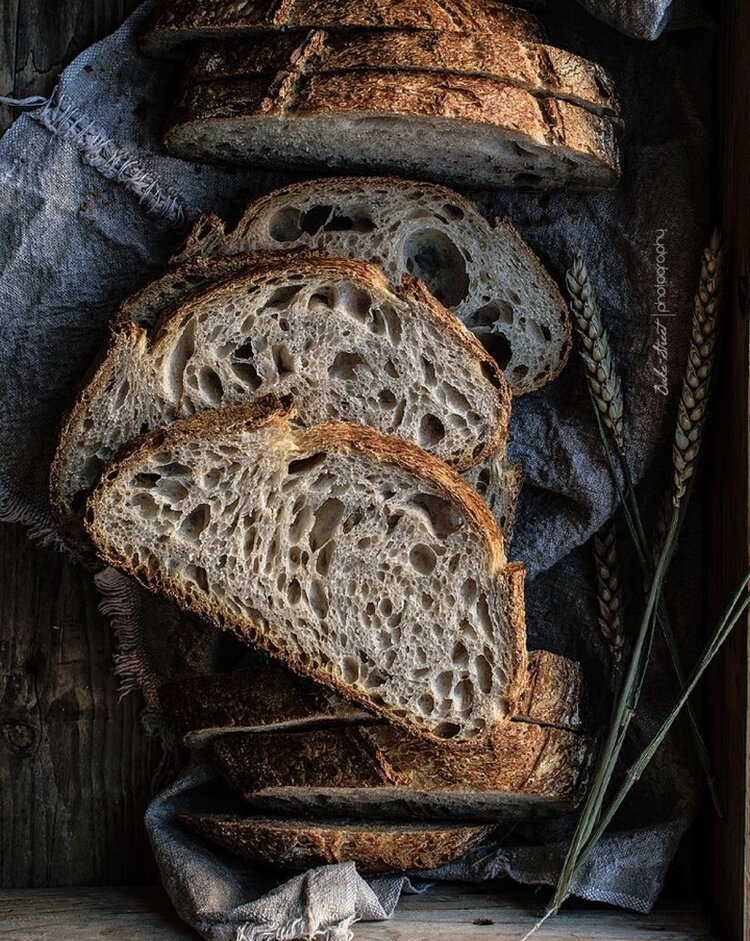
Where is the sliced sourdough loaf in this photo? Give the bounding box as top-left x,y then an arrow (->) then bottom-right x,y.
207,723 -> 591,820
84,400 -> 527,744
178,813 -> 492,874
164,68 -> 621,190
52,254 -> 511,551
120,177 -> 571,395
140,0 -> 545,58
189,31 -> 619,118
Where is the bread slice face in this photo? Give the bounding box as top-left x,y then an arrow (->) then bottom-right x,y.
121,178 -> 571,395
140,0 -> 545,58
178,813 -> 492,874
52,253 -> 511,551
84,401 -> 527,743
189,31 -> 620,118
164,70 -> 620,191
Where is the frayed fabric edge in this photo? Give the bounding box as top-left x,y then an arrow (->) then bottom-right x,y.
0,491 -> 65,551
0,89 -> 186,227
235,914 -> 358,941
94,566 -> 164,711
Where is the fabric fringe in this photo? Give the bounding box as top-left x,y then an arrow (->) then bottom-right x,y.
235,914 -> 357,941
0,491 -> 66,551
94,567 -> 163,710
0,90 -> 186,226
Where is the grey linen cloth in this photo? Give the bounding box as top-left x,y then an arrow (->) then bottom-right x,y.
0,0 -> 715,938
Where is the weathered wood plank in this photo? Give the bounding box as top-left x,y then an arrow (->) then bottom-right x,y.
0,0 -> 141,133
705,0 -> 750,939
0,524 -> 163,887
0,0 -> 163,889
0,885 -> 714,941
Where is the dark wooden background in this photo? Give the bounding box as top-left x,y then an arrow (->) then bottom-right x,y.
0,0 -> 163,887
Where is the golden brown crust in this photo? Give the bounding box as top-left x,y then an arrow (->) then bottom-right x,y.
189,30 -> 620,118
85,404 -> 526,746
140,0 -> 545,58
178,813 -> 492,874
164,73 -> 620,190
515,650 -> 584,732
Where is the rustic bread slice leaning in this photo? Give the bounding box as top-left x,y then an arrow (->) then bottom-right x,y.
179,813 -> 492,874
164,66 -> 620,190
121,177 -> 571,395
189,31 -> 619,118
140,0 -> 545,58
85,400 -> 527,744
52,254 -> 511,552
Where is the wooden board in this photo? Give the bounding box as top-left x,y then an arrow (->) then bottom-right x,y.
705,0 -> 750,939
0,884 -> 714,941
0,1 -> 161,888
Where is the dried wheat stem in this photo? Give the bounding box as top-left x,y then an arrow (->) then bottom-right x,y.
594,522 -> 625,661
672,230 -> 726,505
566,252 -> 625,453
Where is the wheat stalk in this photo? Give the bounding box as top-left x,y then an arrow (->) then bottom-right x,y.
594,522 -> 625,661
672,230 -> 726,505
566,251 -> 625,453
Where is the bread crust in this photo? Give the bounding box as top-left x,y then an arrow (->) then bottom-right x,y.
178,813 -> 493,874
140,0 -> 544,57
164,72 -> 620,190
84,403 -> 527,745
188,30 -> 620,118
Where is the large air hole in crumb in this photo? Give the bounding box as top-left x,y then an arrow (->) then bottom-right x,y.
451,640 -> 469,670
471,301 -> 514,328
288,452 -> 326,476
342,656 -> 360,683
419,414 -> 445,447
402,229 -> 469,307
328,350 -> 364,381
308,579 -> 328,618
180,503 -> 210,541
378,389 -> 397,409
196,366 -> 224,406
409,543 -> 437,575
132,492 -> 159,519
184,563 -> 209,592
268,206 -> 303,242
309,498 -> 345,551
407,493 -> 462,539
475,655 -> 493,694
271,344 -> 295,378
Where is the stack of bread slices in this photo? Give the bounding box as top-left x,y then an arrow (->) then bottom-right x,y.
51,175 -> 592,874
138,0 -> 622,190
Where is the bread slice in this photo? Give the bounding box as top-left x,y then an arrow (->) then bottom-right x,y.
52,253 -> 511,551
189,30 -> 619,118
178,813 -> 492,874
84,400 -> 527,743
159,649 -> 584,743
207,722 -> 591,821
121,177 -> 571,395
140,0 -> 545,58
465,453 -> 524,544
164,68 -> 620,190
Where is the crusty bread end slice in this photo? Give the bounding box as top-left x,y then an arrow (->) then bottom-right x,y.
179,813 -> 493,874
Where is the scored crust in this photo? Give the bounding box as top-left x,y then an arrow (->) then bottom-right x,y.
188,30 -> 620,118
164,71 -> 620,190
139,0 -> 545,57
84,401 -> 528,745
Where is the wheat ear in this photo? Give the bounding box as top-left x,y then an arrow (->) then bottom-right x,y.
594,522 -> 625,661
673,230 -> 726,505
566,251 -> 625,452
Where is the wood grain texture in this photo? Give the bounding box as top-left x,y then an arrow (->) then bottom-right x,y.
705,1 -> 750,939
0,884 -> 715,941
0,0 -> 166,889
0,0 -> 141,133
0,523 -> 164,887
